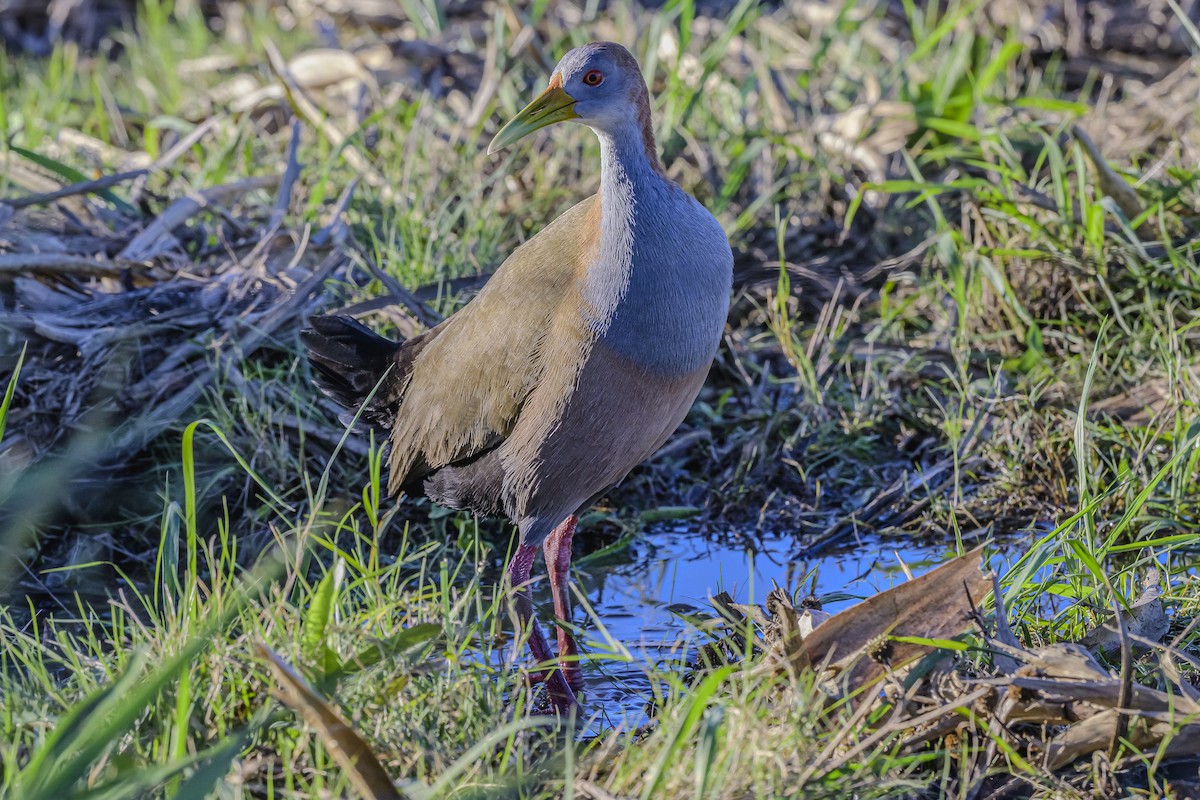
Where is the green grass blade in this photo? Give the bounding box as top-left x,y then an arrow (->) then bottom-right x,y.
302,557 -> 345,666
0,343 -> 25,446
68,724 -> 256,800
9,146 -> 138,215
641,666 -> 735,800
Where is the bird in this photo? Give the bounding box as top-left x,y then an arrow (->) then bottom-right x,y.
301,41 -> 733,712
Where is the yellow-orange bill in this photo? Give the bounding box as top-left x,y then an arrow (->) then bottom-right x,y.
488,83 -> 579,154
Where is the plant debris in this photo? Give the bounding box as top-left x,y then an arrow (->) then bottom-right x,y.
0,131 -> 349,472
691,551 -> 1200,793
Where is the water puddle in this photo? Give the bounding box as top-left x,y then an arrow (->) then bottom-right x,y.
564,525 -> 1001,727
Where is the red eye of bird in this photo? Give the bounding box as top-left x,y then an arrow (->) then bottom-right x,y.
582,70 -> 604,87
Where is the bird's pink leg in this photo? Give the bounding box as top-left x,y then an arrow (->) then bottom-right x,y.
543,515 -> 584,693
507,543 -> 578,712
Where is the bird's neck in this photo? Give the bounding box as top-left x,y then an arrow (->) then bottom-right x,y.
594,120 -> 670,255
580,121 -> 672,335
596,119 -> 665,191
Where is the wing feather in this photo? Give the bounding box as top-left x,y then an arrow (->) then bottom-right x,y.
386,194 -> 601,495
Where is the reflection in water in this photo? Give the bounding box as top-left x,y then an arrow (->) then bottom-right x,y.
555,526 -> 979,726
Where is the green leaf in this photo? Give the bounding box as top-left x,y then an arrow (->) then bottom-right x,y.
170,725 -> 255,800
302,557 -> 345,666
576,532 -> 639,566
641,666 -> 734,800
1066,539 -> 1109,594
976,39 -> 1023,98
11,144 -> 91,183
1103,430 -> 1200,548
17,645 -> 209,798
74,724 -> 256,800
12,572 -> 249,799
637,506 -> 701,524
10,145 -> 137,215
1002,322 -> 1045,373
0,342 -> 25,445
693,707 -> 723,800
920,116 -> 983,142
889,635 -> 970,650
1013,97 -> 1089,115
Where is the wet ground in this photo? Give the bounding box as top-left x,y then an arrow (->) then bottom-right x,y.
563,525 -> 1007,727
12,518 -> 1012,730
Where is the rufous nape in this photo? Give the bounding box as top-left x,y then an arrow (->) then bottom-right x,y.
302,41 -> 733,712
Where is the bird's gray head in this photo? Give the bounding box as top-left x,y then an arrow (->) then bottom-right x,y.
488,41 -> 657,163
552,42 -> 650,133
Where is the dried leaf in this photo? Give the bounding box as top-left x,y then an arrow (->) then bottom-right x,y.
1090,365 -> 1200,426
1042,712 -> 1200,770
288,49 -> 373,92
1080,577 -> 1170,656
798,607 -> 831,638
1071,124 -> 1152,238
258,643 -> 405,800
797,547 -> 992,691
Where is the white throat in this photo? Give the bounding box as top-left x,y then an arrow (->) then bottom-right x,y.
580,121 -> 662,333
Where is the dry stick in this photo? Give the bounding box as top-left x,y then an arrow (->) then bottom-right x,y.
0,252 -> 127,277
796,674 -> 884,787
972,576 -> 1013,790
270,120 -> 304,233
108,250 -> 348,456
502,16 -> 549,71
128,115 -> 226,203
1048,714 -> 1200,773
955,578 -> 1003,786
993,676 -> 1198,716
4,168 -> 149,209
1071,124 -> 1152,240
221,361 -> 371,457
153,116 -> 225,171
4,315 -> 86,344
1154,646 -> 1200,706
454,25 -> 501,142
274,225 -> 313,288
276,412 -> 371,457
708,591 -> 751,654
323,299 -> 427,341
125,342 -> 207,404
350,244 -> 442,330
989,571 -> 1021,673
2,162 -> 61,194
1109,595 -> 1134,761
800,456 -> 963,556
1169,610 -> 1200,651
6,116 -> 225,210
574,780 -> 628,800
238,121 -> 304,277
312,177 -> 358,248
650,428 -> 711,462
117,175 -> 280,263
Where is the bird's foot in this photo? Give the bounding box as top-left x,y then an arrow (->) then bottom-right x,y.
507,539 -> 581,715
546,668 -> 579,713
524,663 -> 586,694
562,664 -> 585,694
523,666 -> 579,713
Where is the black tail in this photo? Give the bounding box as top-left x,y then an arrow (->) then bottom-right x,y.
300,314 -> 402,430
